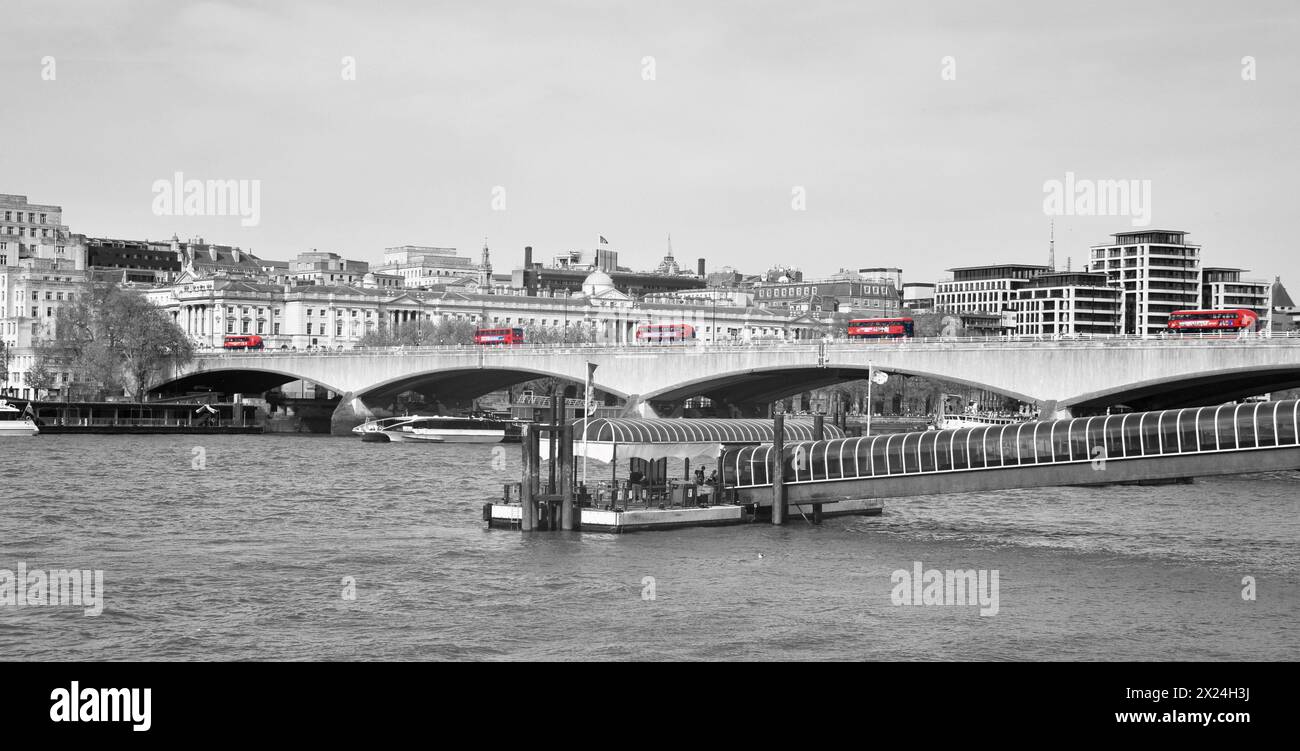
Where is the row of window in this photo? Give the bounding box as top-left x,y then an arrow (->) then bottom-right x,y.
1,226 -> 56,238
759,285 -> 895,298
725,401 -> 1300,487
1,211 -> 50,224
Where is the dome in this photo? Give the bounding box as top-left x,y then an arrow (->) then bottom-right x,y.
582,270 -> 616,295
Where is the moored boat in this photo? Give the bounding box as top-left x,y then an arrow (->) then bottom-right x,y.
0,400 -> 39,436
352,414 -> 523,443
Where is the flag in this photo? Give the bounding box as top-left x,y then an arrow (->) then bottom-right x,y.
584,362 -> 598,412
599,236 -> 608,245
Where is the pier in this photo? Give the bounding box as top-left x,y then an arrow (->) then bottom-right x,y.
487,400 -> 1300,533
484,413 -> 880,533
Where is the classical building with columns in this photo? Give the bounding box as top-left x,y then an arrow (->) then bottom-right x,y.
145,269 -> 807,350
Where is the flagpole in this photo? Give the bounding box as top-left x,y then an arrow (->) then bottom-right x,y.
582,362 -> 594,487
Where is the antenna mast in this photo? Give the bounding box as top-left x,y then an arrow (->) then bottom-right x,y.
1049,219 -> 1056,271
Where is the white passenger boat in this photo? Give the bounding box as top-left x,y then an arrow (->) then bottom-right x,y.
929,394 -> 1036,430
0,400 -> 39,436
352,414 -> 524,443
931,412 -> 1026,430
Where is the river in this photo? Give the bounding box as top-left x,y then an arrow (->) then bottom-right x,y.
0,434 -> 1296,660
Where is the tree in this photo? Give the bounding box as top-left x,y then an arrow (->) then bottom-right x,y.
52,281 -> 194,401
26,340 -> 64,398
522,323 -> 593,345
119,303 -> 194,401
0,342 -> 9,394
358,318 -> 477,347
910,310 -> 966,338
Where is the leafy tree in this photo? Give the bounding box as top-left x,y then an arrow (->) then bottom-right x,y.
523,323 -> 593,345
25,340 -> 64,398
358,318 -> 477,347
909,310 -> 966,338
52,281 -> 194,401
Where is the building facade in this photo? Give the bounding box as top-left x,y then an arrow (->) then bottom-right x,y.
755,277 -> 901,317
1201,267 -> 1271,327
85,237 -> 181,283
902,282 -> 936,311
372,245 -> 477,288
1272,277 -> 1297,331
145,270 -> 812,351
935,264 -> 1050,315
1011,271 -> 1122,336
1088,230 -> 1201,335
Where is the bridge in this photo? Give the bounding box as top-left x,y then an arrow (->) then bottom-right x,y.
156,335 -> 1300,433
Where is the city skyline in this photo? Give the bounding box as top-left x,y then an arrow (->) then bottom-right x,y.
3,186 -> 1292,289
2,0 -> 1297,287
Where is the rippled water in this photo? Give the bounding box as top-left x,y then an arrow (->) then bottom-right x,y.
0,435 -> 1296,661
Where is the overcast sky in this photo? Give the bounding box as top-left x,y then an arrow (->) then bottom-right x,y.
3,0 -> 1297,288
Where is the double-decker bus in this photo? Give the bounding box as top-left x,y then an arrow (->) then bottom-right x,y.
473,327 -> 525,345
223,334 -> 264,350
635,323 -> 696,343
1165,309 -> 1259,334
846,317 -> 914,340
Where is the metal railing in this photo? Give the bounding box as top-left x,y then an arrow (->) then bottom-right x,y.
725,399 -> 1300,488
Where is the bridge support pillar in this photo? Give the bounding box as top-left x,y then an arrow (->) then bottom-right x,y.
1040,400 -> 1073,420
620,396 -> 663,418
330,393 -> 380,435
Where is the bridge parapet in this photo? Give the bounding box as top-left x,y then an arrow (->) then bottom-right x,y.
165,335 -> 1300,421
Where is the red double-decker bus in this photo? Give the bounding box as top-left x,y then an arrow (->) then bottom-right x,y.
1166,309 -> 1259,333
635,323 -> 696,343
847,317 -> 914,340
473,327 -> 525,345
223,334 -> 264,350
